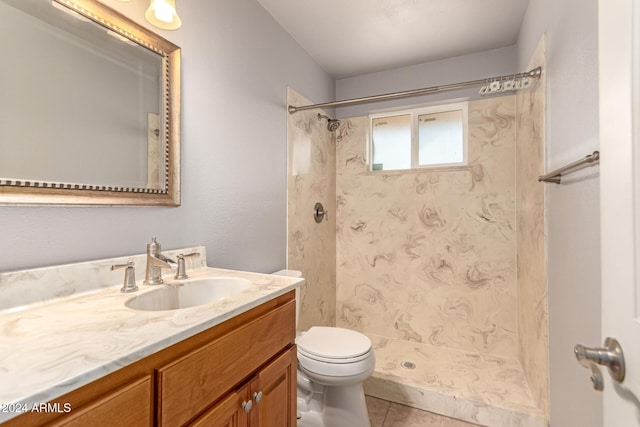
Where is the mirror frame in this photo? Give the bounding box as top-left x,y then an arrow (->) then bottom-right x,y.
0,0 -> 181,206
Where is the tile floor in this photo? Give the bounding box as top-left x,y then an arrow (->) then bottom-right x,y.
367,396 -> 480,427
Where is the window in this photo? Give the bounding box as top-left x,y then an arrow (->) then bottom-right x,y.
370,102 -> 468,171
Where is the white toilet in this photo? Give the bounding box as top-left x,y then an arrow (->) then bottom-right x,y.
272,270 -> 375,427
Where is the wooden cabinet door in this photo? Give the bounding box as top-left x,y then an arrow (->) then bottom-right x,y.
190,387 -> 248,427
249,346 -> 297,427
188,346 -> 296,427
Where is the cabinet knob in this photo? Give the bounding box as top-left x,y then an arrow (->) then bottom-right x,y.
242,400 -> 253,413
253,391 -> 263,404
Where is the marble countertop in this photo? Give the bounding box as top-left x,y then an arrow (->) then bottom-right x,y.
0,264 -> 303,423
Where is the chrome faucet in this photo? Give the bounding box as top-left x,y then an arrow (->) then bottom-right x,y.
144,237 -> 177,285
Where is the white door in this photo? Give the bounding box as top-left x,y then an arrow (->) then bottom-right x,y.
599,0 -> 640,424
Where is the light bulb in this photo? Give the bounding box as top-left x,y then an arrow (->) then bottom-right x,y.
154,1 -> 174,23
145,0 -> 181,30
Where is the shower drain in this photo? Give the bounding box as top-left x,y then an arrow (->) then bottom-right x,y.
400,361 -> 416,369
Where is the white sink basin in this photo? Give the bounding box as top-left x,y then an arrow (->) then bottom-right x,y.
125,277 -> 252,311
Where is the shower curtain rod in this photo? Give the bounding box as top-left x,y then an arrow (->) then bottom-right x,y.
288,67 -> 542,114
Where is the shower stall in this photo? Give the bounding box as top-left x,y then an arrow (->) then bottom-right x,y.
286,41 -> 547,427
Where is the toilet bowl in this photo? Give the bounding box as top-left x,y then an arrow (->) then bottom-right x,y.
272,270 -> 375,427
297,326 -> 375,427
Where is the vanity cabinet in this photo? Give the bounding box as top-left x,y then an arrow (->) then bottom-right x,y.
191,346 -> 296,427
3,292 -> 296,427
48,376 -> 153,427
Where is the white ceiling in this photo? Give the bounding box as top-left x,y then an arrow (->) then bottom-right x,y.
256,0 -> 531,78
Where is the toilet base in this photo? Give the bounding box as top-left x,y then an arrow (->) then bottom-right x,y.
297,410 -> 324,427
297,383 -> 371,427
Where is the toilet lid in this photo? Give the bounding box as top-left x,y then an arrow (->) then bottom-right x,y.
296,326 -> 372,360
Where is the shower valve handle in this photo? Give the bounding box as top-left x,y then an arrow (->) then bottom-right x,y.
314,202 -> 328,223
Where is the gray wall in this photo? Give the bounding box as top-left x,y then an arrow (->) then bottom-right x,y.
335,45 -> 517,119
0,0 -> 334,273
517,0 -> 603,426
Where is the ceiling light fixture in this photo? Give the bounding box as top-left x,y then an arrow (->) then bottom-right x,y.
145,0 -> 181,30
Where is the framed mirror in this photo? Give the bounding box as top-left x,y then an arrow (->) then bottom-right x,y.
0,0 -> 181,206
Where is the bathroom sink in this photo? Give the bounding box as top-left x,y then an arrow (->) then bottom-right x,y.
125,277 -> 252,311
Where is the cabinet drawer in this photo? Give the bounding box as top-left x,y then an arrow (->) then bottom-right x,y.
157,300 -> 295,426
47,376 -> 152,427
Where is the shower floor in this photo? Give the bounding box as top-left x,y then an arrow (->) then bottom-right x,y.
363,334 -> 546,427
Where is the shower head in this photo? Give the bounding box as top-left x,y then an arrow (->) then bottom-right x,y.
317,113 -> 341,132
327,119 -> 341,132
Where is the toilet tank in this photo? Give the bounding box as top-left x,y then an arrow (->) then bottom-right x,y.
272,269 -> 303,330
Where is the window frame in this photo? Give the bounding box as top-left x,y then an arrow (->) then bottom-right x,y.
369,101 -> 469,172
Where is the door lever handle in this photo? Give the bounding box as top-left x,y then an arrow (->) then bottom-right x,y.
574,337 -> 625,390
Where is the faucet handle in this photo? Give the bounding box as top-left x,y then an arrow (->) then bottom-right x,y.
174,252 -> 200,280
147,237 -> 161,255
111,261 -> 139,293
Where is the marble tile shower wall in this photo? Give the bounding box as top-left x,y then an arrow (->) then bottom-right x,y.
286,88 -> 336,331
335,97 -> 519,358
516,39 -> 548,416
288,82 -> 548,419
